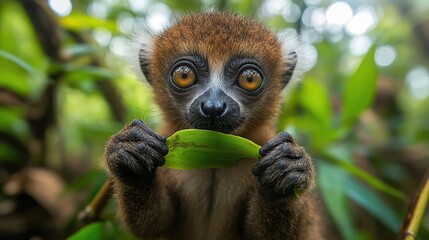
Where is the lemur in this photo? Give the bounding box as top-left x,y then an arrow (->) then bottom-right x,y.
105,12 -> 324,240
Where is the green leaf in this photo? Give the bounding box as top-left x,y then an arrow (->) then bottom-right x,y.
318,161 -> 357,240
68,222 -> 114,240
0,50 -> 44,80
164,129 -> 261,169
68,221 -> 136,240
345,177 -> 401,232
0,107 -> 30,139
297,78 -> 338,147
60,13 -> 118,33
300,78 -> 332,130
0,50 -> 47,97
64,44 -> 106,58
341,46 -> 377,126
0,1 -> 48,97
322,148 -> 406,200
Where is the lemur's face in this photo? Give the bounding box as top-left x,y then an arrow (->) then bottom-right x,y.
139,13 -> 297,133
165,53 -> 271,133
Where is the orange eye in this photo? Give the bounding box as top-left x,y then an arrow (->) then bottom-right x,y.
237,69 -> 262,91
171,66 -> 196,88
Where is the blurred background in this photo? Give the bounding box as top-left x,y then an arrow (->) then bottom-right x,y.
0,0 -> 428,239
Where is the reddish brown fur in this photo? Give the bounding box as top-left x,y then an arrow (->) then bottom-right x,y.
108,12 -> 324,240
149,13 -> 286,136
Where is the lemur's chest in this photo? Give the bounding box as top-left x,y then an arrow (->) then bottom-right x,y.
165,159 -> 256,239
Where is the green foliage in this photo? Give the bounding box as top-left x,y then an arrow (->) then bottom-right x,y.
345,177 -> 401,232
61,14 -> 118,32
319,161 -> 357,240
227,0 -> 262,16
275,25 -> 428,238
341,46 -> 378,127
1,0 -> 428,239
68,222 -> 110,240
0,107 -> 29,140
161,0 -> 203,12
322,148 -> 406,200
67,221 -> 136,240
0,1 -> 48,97
298,77 -> 335,148
290,46 -> 407,238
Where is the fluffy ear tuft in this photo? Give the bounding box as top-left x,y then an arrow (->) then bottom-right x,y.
280,50 -> 297,88
139,38 -> 154,84
123,25 -> 155,85
277,30 -> 315,89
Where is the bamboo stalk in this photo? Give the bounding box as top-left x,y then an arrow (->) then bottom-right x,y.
398,169 -> 429,239
78,180 -> 112,224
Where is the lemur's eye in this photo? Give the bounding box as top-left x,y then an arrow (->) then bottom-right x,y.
171,65 -> 196,88
237,69 -> 262,91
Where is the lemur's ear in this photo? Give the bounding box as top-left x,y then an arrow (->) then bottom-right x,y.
139,45 -> 152,84
138,34 -> 155,84
280,51 -> 297,89
127,26 -> 157,85
278,32 -> 312,89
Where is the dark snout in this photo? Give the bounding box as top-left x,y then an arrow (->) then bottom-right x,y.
188,89 -> 243,133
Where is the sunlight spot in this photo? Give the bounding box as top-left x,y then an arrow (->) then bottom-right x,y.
311,8 -> 326,33
406,67 -> 429,100
301,7 -> 315,27
301,28 -> 321,44
346,7 -> 377,36
49,0 -> 72,16
349,36 -> 372,56
128,0 -> 149,12
282,3 -> 301,23
110,36 -> 129,57
375,45 -> 396,67
325,2 -> 353,26
93,27 -> 112,47
88,2 -> 108,18
118,12 -> 135,34
261,0 -> 288,16
146,3 -> 171,33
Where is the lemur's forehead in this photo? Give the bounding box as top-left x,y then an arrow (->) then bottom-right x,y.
153,12 -> 283,70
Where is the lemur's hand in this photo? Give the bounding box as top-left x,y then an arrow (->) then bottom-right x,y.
105,119 -> 168,186
253,132 -> 314,199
